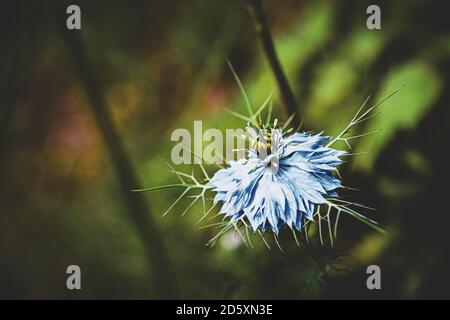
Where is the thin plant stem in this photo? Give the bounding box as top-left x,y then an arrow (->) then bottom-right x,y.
247,0 -> 301,127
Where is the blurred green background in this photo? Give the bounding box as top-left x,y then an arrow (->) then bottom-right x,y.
1,0 -> 449,299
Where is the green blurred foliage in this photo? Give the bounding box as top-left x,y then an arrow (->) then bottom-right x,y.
356,60 -> 442,169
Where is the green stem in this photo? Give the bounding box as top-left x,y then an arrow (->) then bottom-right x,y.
247,0 -> 301,127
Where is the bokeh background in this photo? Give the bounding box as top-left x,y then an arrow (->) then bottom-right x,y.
1,0 -> 449,299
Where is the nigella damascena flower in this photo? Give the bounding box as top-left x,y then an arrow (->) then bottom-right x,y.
209,124 -> 346,235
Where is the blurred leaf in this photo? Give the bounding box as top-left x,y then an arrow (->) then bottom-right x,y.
355,60 -> 442,170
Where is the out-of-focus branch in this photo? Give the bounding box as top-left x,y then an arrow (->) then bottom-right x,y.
59,19 -> 179,298
247,0 -> 301,127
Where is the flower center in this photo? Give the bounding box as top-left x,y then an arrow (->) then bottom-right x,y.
247,129 -> 273,158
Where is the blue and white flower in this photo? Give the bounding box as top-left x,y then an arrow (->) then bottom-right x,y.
209,124 -> 346,234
